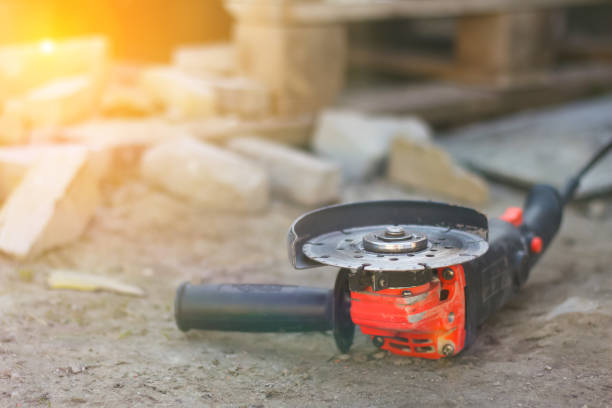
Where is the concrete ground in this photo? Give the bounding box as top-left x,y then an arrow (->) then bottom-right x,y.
1,176 -> 611,408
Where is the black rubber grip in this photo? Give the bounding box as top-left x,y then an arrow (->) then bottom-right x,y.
175,283 -> 333,333
522,184 -> 563,250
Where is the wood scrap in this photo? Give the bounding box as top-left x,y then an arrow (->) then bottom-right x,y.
47,270 -> 144,297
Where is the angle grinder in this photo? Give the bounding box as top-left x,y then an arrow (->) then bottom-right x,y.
174,139 -> 612,359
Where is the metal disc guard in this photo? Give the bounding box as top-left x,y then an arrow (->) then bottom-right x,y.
288,200 -> 489,272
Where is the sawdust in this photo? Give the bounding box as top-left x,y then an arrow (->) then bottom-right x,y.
0,179 -> 611,407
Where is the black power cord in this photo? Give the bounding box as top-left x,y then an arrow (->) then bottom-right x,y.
561,137 -> 612,205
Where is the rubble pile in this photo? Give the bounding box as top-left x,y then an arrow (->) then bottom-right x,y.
0,35 -> 487,259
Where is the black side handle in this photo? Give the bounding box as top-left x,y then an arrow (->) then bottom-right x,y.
175,283 -> 333,333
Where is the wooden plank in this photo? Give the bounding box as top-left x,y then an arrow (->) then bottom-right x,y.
349,48 -> 456,78
339,63 -> 612,126
350,10 -> 565,84
225,0 -> 609,23
456,10 -> 563,79
563,35 -> 612,61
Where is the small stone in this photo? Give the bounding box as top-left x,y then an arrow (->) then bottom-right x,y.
337,354 -> 351,361
545,365 -> 552,371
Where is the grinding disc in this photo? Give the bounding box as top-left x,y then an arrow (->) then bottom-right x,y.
302,224 -> 488,272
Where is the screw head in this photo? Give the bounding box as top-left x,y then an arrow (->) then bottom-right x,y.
372,336 -> 384,348
401,290 -> 412,297
441,343 -> 455,357
442,268 -> 455,280
448,312 -> 455,323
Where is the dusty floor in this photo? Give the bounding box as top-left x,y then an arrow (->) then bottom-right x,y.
1,177 -> 611,408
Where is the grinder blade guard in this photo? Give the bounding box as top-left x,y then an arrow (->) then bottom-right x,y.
289,200 -> 489,358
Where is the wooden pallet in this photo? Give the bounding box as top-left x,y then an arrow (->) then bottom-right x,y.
339,64 -> 612,126
225,0 -> 608,23
225,0 -> 612,117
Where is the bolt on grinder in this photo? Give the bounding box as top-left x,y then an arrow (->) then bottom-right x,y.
174,140 -> 612,359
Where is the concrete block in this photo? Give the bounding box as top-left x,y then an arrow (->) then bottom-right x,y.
140,66 -> 216,120
234,22 -> 347,116
227,137 -> 340,205
22,75 -> 101,127
312,110 -> 431,180
172,43 -> 236,77
140,137 -> 269,212
0,146 -> 100,258
387,137 -> 488,204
